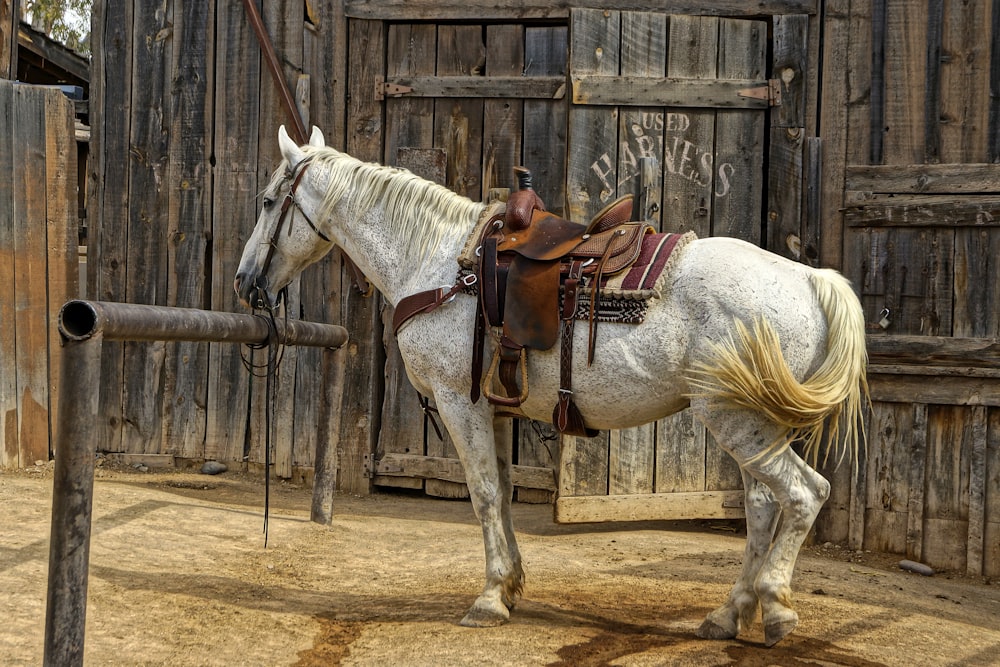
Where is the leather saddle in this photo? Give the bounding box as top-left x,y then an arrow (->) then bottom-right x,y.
474,167 -> 651,436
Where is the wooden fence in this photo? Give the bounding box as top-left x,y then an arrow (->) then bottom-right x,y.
0,80 -> 78,469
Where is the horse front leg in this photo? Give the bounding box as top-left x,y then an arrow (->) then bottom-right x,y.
434,390 -> 523,627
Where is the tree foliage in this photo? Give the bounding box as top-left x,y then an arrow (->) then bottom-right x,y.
21,0 -> 91,55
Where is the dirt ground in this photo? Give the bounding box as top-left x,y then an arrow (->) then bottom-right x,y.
3,463 -> 1000,667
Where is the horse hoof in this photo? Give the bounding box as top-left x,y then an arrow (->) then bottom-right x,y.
459,602 -> 509,628
764,619 -> 798,647
696,618 -> 738,640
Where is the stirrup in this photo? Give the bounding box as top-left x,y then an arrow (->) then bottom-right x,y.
481,345 -> 529,408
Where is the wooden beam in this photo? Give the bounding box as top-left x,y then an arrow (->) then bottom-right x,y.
843,195 -> 1000,227
376,452 -> 557,491
571,74 -> 772,108
380,75 -> 565,100
867,334 -> 1000,368
554,490 -> 745,523
845,163 -> 1000,194
345,0 -> 818,20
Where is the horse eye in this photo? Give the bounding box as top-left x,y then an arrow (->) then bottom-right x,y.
262,196 -> 276,209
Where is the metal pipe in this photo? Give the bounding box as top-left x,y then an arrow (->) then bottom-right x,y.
58,299 -> 348,348
43,334 -> 103,667
44,301 -> 348,666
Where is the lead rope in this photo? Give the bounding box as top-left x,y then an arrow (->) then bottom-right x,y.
240,293 -> 287,547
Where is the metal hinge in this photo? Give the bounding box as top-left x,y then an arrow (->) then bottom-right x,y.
737,79 -> 782,107
375,76 -> 413,101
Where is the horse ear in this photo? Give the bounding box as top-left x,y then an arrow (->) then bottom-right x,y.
308,126 -> 326,148
278,125 -> 305,168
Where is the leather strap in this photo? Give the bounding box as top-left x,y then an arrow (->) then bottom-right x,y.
392,276 -> 474,335
552,260 -> 597,436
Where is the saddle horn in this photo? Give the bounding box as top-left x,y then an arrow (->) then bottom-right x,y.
505,166 -> 545,231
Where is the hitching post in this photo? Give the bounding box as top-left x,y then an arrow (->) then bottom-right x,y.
43,300 -> 348,667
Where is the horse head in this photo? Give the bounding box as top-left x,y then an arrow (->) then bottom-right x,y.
234,125 -> 333,310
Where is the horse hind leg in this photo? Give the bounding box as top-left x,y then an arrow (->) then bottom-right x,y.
694,401 -> 830,647
696,468 -> 779,640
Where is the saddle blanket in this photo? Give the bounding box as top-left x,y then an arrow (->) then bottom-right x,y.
570,230 -> 695,324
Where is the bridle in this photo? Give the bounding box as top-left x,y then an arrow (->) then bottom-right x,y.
252,157 -> 331,310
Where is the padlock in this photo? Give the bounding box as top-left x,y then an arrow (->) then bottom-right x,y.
878,308 -> 891,330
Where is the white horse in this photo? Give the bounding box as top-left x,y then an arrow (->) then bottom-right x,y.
235,126 -> 868,647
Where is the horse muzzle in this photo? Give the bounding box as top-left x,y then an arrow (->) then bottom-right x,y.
234,271 -> 279,310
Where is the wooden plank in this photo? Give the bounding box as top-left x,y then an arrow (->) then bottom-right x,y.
843,196 -> 1000,227
991,1 -> 1000,162
616,11 -> 665,217
985,408 -> 1000,576
379,22 -> 437,490
163,0 -> 213,459
207,0 -> 261,464
570,75 -> 771,108
939,0 -> 992,164
766,14 -> 808,258
714,17 -> 766,244
343,0 -> 819,21
482,25 -> 525,198
867,365 -> 1000,379
607,11 -> 665,496
122,0 -> 173,455
13,85 -> 52,466
967,406 -> 988,575
816,0 -> 856,268
0,0 -> 14,78
44,86 -> 79,459
923,0 -> 944,163
906,403 -> 928,562
867,334 -> 1000,367
90,0 -> 133,456
434,24 -> 485,200
954,225 -> 1000,338
258,0 -> 306,478
662,15 -> 718,238
522,25 -> 568,215
555,490 -> 745,524
848,401 -> 869,549
882,0 -> 928,165
654,410 -> 705,493
861,402 -> 913,554
923,405 -> 974,570
384,23 -> 436,167
383,75 -> 564,99
429,22 -> 483,498
558,432 -> 609,498
376,452 -> 556,491
340,18 -> 386,495
295,0 -> 349,473
868,374 -> 1000,406
0,81 -> 14,467
848,227 -> 953,336
561,8 -> 619,502
845,163 -> 1000,194
566,8 -> 621,222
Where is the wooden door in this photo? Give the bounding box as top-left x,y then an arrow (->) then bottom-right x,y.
555,9 -> 799,523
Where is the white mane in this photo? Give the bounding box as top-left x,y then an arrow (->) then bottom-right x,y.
273,146 -> 486,264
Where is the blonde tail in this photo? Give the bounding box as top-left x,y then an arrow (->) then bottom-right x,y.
687,269 -> 869,468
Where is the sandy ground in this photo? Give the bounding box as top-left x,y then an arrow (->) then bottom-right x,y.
3,463 -> 1000,667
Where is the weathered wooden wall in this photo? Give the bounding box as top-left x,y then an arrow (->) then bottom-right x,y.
816,0 -> 1000,577
0,81 -> 78,469
87,0 -> 368,492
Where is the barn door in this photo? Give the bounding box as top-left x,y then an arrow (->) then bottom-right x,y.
554,9 -> 800,523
